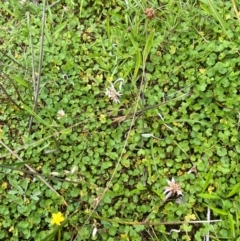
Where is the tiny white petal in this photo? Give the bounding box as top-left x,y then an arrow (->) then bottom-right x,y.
169,229 -> 181,234
50,172 -> 60,176
164,191 -> 173,200
92,227 -> 98,237
71,166 -> 77,174
141,133 -> 154,138
167,179 -> 171,185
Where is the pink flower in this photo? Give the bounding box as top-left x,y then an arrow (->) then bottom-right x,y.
105,84 -> 122,103
163,177 -> 183,201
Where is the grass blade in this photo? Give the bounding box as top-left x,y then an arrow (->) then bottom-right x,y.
23,103 -> 55,131
197,193 -> 220,199
202,171 -> 213,192
228,213 -> 235,238
29,0 -> 47,133
226,182 -> 240,198
205,204 -> 228,216
199,0 -> 229,34
143,30 -> 155,63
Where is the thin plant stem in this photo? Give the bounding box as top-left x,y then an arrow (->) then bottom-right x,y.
0,72 -> 26,104
58,229 -> 61,241
205,207 -> 211,241
0,51 -> 25,69
27,12 -> 36,94
231,0 -> 240,23
86,212 -> 222,225
48,0 -> 60,9
29,0 -> 47,133
140,18 -> 150,147
0,164 -> 96,186
0,83 -> 22,110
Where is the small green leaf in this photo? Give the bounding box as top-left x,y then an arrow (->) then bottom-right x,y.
53,21 -> 68,38
9,179 -> 23,193
129,187 -> 146,195
205,204 -> 228,215
202,171 -> 213,192
61,128 -> 72,135
228,213 -> 235,238
152,189 -> 163,199
0,162 -> 31,167
10,75 -> 29,88
226,182 -> 240,198
197,193 -> 220,199
170,45 -> 176,54
143,30 -> 155,63
133,48 -> 141,81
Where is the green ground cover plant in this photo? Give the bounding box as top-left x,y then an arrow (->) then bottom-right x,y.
0,0 -> 240,240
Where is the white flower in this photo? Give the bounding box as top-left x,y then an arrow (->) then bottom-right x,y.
105,83 -> 122,103
57,110 -> 65,119
163,177 -> 183,201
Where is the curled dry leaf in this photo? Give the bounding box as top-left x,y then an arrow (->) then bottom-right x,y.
187,166 -> 197,175
112,115 -> 127,123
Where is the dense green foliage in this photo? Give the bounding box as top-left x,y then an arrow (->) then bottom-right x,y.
0,0 -> 240,240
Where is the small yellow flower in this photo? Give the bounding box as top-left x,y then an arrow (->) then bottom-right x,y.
208,186 -> 215,194
99,114 -> 106,123
51,212 -> 65,225
96,74 -> 103,81
120,234 -> 130,241
184,213 -> 196,222
1,182 -> 7,189
107,76 -> 113,82
182,234 -> 191,241
9,226 -> 14,232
